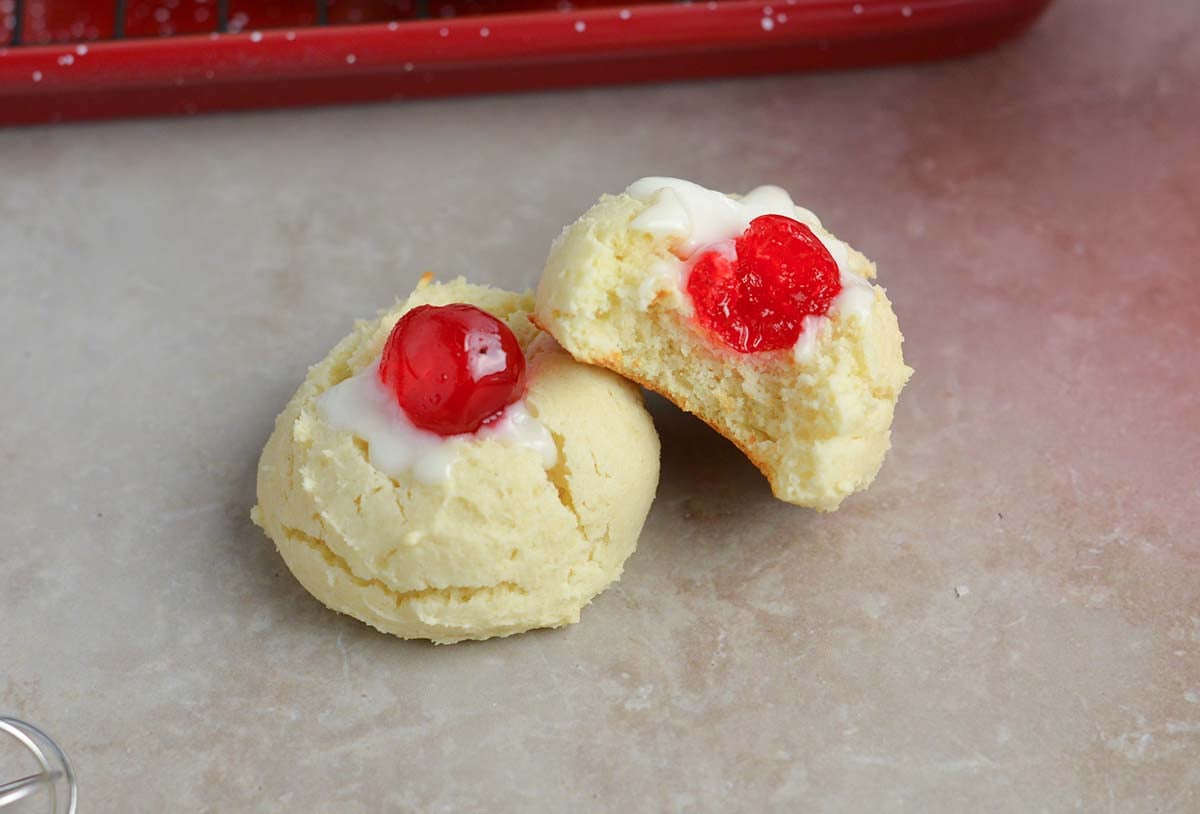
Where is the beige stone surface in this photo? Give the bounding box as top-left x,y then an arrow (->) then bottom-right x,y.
1,0 -> 1197,809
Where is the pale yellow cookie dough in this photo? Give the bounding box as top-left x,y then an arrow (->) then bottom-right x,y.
252,277 -> 660,643
534,189 -> 912,511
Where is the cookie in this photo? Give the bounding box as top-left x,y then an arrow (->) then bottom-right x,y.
534,178 -> 911,510
253,277 -> 660,643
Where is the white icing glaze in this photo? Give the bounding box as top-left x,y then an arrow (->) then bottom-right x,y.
829,268 -> 875,321
627,176 -> 833,255
792,315 -> 830,364
317,361 -> 556,484
625,176 -> 875,355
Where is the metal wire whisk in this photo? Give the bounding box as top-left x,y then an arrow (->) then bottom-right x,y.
0,718 -> 76,814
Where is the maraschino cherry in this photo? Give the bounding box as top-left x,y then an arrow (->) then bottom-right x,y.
379,304 -> 526,436
686,214 -> 842,353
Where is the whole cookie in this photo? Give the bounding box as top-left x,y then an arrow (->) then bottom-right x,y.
535,177 -> 912,511
253,277 -> 660,643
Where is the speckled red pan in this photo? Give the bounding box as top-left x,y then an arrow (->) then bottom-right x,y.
0,0 -> 1052,125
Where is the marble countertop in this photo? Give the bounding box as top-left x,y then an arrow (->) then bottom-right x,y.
2,0 -> 1197,810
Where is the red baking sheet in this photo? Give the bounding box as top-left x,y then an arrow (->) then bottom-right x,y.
0,0 -> 1053,126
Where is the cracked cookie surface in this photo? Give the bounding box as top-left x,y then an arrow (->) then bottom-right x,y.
252,278 -> 660,643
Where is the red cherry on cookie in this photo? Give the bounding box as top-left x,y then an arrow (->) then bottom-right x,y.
378,303 -> 526,436
686,214 -> 842,353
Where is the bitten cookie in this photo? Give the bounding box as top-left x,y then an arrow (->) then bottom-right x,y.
253,277 -> 660,643
534,177 -> 911,511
